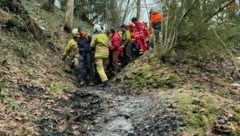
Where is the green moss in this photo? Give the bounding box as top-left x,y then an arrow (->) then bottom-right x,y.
0,79 -> 22,111
125,57 -> 185,90
234,114 -> 240,122
228,104 -> 240,123
7,100 -> 22,111
214,78 -> 229,87
15,40 -> 33,59
48,82 -> 66,98
148,53 -> 159,65
0,50 -> 6,57
174,90 -> 222,135
0,79 -> 11,95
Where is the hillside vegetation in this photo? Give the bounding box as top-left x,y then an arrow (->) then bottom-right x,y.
0,0 -> 91,134
0,0 -> 240,135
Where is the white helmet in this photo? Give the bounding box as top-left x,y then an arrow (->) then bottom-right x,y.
93,24 -> 103,33
72,28 -> 78,36
149,7 -> 160,14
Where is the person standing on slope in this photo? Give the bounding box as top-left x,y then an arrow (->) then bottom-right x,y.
128,22 -> 140,57
62,29 -> 80,74
143,22 -> 151,50
120,24 -> 134,64
149,9 -> 164,44
131,17 -> 148,55
76,26 -> 95,86
109,28 -> 122,73
91,25 -> 111,87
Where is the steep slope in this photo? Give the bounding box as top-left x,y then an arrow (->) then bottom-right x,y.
0,0 -> 92,134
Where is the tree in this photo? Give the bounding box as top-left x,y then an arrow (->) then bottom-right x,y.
108,0 -> 121,29
121,0 -> 131,24
73,0 -> 122,28
64,0 -> 74,32
42,0 -> 55,12
136,0 -> 141,19
153,0 -> 238,59
59,0 -> 67,10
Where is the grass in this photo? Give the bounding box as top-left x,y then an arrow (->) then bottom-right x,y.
7,100 -> 22,111
234,114 -> 240,122
48,82 -> 66,98
22,0 -> 93,35
15,41 -> 32,58
0,30 -> 37,60
0,79 -> 22,111
0,78 -> 11,98
0,50 -> 6,57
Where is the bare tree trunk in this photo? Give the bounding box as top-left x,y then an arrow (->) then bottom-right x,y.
64,0 -> 74,32
105,1 -> 111,30
143,0 -> 150,19
42,0 -> 55,12
136,0 -> 141,19
121,0 -> 131,24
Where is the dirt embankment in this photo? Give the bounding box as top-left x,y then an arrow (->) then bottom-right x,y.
1,0 -> 240,136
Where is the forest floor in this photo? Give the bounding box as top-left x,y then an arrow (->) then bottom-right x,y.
1,0 -> 240,135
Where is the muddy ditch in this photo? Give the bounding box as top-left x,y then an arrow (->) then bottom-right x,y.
35,88 -> 111,135
31,86 -> 185,136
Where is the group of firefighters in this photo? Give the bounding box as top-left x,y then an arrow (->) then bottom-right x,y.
62,9 -> 163,87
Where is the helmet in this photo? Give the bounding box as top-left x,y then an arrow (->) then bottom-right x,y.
120,24 -> 126,28
128,22 -> 135,28
149,9 -> 154,14
93,24 -> 103,33
72,29 -> 78,36
77,25 -> 83,31
149,8 -> 159,14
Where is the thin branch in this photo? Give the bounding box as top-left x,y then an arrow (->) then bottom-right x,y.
203,0 -> 235,23
179,0 -> 198,23
212,26 -> 240,76
121,0 -> 132,24
186,0 -> 235,38
143,0 -> 150,19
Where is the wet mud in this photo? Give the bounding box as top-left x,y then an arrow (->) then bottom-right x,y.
35,87 -> 184,136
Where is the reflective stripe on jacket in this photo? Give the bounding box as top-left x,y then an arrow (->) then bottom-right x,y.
91,33 -> 111,59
